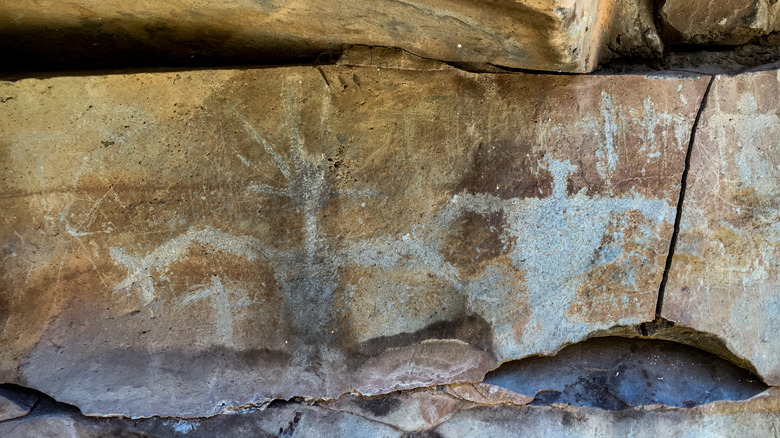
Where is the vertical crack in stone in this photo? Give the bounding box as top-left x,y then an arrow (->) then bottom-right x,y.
656,75 -> 716,316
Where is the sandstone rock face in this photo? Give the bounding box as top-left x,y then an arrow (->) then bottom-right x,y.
659,0 -> 780,45
0,60 -> 708,417
0,0 -> 665,73
0,384 -> 778,437
663,65 -> 780,385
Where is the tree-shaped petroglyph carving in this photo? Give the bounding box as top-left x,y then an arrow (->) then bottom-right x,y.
110,81 -> 376,344
108,86 -> 681,356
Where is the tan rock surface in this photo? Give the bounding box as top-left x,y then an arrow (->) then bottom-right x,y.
660,0 -> 780,45
434,388 -> 780,437
0,0 -> 660,73
663,65 -> 780,385
0,60 -> 707,417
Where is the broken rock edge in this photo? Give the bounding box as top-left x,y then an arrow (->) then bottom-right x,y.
0,320 -> 775,425
3,43 -> 780,81
2,313 -> 771,422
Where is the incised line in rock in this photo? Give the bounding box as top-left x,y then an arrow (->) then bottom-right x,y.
175,275 -> 253,348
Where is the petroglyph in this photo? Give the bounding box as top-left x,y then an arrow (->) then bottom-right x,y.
232,83 -> 377,344
176,275 -> 253,347
1,66 -> 710,418
110,227 -> 270,305
343,156 -> 674,356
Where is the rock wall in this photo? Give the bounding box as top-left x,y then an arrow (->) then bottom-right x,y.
1,0 -> 778,73
0,1 -> 779,437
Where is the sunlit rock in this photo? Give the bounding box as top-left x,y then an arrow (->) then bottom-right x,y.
663,64 -> 780,385
659,0 -> 780,45
0,60 -> 707,416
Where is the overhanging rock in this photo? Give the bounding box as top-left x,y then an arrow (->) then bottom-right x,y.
0,0 -> 662,73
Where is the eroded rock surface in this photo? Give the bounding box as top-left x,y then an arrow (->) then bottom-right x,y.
0,383 -> 777,437
663,64 -> 780,385
659,0 -> 780,45
0,59 -> 708,417
0,0 -> 654,73
0,386 -> 39,422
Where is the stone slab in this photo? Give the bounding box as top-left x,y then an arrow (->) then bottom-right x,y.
0,63 -> 707,417
660,0 -> 780,45
0,387 -> 778,437
0,0 -> 659,73
663,65 -> 780,385
483,337 -> 766,409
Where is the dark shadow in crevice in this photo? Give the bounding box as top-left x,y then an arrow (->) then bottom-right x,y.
0,383 -> 80,421
1,12 -> 779,80
586,317 -> 763,382
0,16 -> 343,81
483,337 -> 767,410
597,43 -> 780,75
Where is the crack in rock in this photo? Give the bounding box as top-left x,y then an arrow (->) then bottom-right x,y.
483,336 -> 767,410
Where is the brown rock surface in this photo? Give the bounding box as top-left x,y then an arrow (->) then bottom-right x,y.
663,65 -> 780,385
660,0 -> 780,45
433,388 -> 780,437
0,58 -> 707,417
0,0 -> 661,73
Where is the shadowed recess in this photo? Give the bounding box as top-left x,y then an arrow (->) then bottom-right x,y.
483,337 -> 767,410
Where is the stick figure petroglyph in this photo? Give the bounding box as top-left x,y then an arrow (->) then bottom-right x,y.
176,275 -> 252,347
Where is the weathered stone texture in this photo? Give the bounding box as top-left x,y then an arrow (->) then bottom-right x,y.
432,389 -> 780,438
5,0 -> 780,75
484,337 -> 767,409
660,0 -> 780,45
0,60 -> 708,416
0,388 -> 38,422
0,0 -> 631,73
0,386 -> 778,437
663,65 -> 780,385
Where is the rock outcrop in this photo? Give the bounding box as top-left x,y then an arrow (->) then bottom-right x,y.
659,0 -> 780,46
663,64 -> 780,385
0,53 -> 711,417
0,0 -> 669,73
1,1 -> 779,436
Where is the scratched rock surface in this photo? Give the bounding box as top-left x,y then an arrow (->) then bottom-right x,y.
663,65 -> 780,385
0,62 -> 707,417
0,0 -> 655,73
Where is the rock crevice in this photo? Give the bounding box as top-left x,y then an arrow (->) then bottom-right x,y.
656,74 -> 717,316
